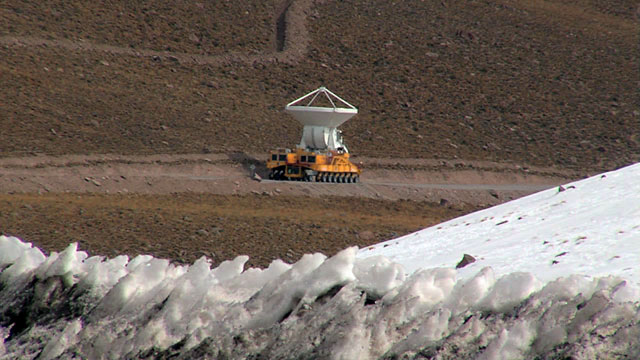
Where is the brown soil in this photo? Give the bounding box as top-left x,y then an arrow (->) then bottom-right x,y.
0,0 -> 637,267
0,192 -> 475,269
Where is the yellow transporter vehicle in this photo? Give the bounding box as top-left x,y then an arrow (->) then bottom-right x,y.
267,87 -> 361,183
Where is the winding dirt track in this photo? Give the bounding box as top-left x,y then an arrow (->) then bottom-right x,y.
0,0 -> 313,65
0,153 -> 578,206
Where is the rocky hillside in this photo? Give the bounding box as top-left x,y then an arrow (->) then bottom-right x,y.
1,0 -> 638,171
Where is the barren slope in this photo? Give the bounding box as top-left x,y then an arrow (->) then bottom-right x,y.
1,0 -> 638,171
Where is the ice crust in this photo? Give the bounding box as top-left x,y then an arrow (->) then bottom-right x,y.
1,236 -> 639,359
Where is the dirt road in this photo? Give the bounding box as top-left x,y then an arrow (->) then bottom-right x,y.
0,153 -> 579,206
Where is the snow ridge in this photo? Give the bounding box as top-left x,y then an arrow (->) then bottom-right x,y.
0,236 -> 638,359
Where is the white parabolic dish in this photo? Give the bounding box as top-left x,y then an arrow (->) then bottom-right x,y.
285,87 -> 358,128
285,106 -> 357,128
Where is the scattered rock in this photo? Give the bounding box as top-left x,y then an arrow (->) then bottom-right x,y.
559,185 -> 576,192
189,33 -> 200,43
456,254 -> 476,269
253,173 -> 262,181
358,230 -> 375,241
196,229 -> 209,236
91,179 -> 101,187
439,198 -> 449,206
488,189 -> 499,199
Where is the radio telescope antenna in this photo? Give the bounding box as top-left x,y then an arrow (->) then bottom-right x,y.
285,87 -> 357,152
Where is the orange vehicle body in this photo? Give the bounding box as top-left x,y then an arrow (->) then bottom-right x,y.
267,148 -> 361,183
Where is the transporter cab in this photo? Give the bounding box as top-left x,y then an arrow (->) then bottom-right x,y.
267,87 -> 361,183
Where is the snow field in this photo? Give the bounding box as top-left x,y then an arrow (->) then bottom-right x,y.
360,163 -> 640,292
